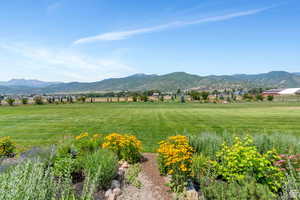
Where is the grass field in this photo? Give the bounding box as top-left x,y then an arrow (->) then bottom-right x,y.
1,102 -> 300,152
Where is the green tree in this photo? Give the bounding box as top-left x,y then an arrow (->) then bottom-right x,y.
6,97 -> 15,106
267,95 -> 274,102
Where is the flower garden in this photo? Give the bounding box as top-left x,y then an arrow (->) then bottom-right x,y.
0,132 -> 299,200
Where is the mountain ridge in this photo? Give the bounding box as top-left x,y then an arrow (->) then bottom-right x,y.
1,71 -> 300,95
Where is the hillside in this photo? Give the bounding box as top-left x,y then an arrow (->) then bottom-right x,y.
1,71 -> 300,94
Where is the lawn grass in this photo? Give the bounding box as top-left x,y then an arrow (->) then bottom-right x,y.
0,102 -> 300,152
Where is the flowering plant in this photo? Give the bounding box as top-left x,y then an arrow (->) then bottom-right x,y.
102,133 -> 142,163
0,136 -> 16,158
157,135 -> 194,192
73,132 -> 103,155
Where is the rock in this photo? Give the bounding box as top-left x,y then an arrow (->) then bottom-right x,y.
111,180 -> 121,189
185,190 -> 199,200
107,193 -> 117,200
113,187 -> 122,196
105,189 -> 112,198
121,161 -> 129,168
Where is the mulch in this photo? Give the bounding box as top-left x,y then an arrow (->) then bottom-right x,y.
141,153 -> 172,200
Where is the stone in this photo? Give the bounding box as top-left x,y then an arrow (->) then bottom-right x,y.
121,161 -> 129,168
107,193 -> 117,200
105,189 -> 112,198
113,187 -> 122,196
111,180 -> 121,189
185,190 -> 199,200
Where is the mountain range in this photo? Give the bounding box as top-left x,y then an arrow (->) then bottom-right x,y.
1,71 -> 300,95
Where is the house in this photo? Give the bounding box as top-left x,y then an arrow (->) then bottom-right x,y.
262,88 -> 300,96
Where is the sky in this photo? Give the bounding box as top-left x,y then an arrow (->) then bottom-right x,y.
0,0 -> 299,82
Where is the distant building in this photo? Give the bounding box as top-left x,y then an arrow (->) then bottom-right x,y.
262,88 -> 300,96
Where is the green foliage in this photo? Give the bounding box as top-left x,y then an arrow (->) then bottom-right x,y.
188,132 -> 232,159
0,160 -> 74,200
125,163 -> 142,188
200,176 -> 276,200
253,133 -> 300,155
34,96 -> 44,105
256,94 -> 264,101
190,153 -> 211,182
243,93 -> 254,101
213,136 -> 285,192
53,155 -> 75,179
21,98 -> 28,105
267,95 -> 274,101
80,149 -> 118,189
5,97 -> 15,106
200,91 -> 210,100
0,136 -> 16,158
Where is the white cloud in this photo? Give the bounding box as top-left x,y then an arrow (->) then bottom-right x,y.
0,43 -> 137,82
73,7 -> 271,44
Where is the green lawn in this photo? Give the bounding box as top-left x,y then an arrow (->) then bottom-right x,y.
1,102 -> 300,152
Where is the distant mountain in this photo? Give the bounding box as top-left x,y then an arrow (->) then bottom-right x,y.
0,79 -> 60,88
1,71 -> 300,95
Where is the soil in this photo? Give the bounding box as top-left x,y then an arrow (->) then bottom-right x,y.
118,153 -> 172,200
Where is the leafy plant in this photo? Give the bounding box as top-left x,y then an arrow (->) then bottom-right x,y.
0,136 -> 16,158
21,98 -> 28,105
80,149 -> 118,189
267,95 -> 274,101
125,163 -> 142,188
5,97 -> 15,106
200,176 -> 276,200
213,136 -> 285,192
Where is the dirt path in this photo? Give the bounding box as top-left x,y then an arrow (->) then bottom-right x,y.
118,153 -> 172,200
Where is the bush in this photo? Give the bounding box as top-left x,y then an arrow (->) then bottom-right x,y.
53,155 -> 75,179
157,135 -> 194,192
200,176 -> 276,200
267,95 -> 274,101
5,97 -> 15,106
188,132 -> 232,159
0,136 -> 16,158
80,149 -> 118,189
21,98 -> 28,105
191,153 -> 212,183
0,160 -> 74,200
33,96 -> 44,105
253,133 -> 300,155
74,133 -> 103,155
212,136 -> 284,192
102,133 -> 142,163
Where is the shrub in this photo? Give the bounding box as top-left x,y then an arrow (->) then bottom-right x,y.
102,133 -> 142,163
125,163 -> 142,188
5,97 -> 15,106
80,149 -> 118,189
188,132 -> 232,159
157,135 -> 194,192
74,133 -> 103,155
200,176 -> 276,200
253,133 -> 300,155
267,95 -> 274,101
213,136 -> 284,192
256,94 -> 264,101
0,136 -> 16,158
191,153 -> 212,183
21,98 -> 28,105
33,96 -> 44,105
53,155 -> 75,179
0,160 -> 74,200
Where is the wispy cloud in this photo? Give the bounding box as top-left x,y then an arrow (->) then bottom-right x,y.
73,7 -> 271,45
0,43 -> 137,82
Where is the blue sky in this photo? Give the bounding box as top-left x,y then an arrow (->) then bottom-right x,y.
0,0 -> 299,82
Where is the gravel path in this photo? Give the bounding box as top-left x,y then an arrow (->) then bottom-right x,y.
118,153 -> 172,200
